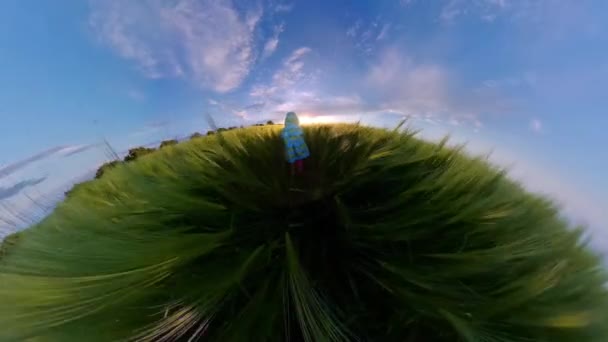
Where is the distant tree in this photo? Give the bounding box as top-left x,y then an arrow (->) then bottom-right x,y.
228,126 -> 237,130
124,147 -> 155,162
266,120 -> 274,125
159,139 -> 178,148
95,160 -> 121,179
217,128 -> 227,132
207,130 -> 216,135
190,132 -> 203,139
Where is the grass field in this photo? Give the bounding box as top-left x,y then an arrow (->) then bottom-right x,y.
1,123 -> 607,341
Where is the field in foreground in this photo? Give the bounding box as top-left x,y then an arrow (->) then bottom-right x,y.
0,123 -> 607,341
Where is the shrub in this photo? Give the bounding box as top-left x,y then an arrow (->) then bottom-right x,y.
159,139 -> 179,148
123,146 -> 156,162
0,124 -> 606,341
190,132 -> 203,139
94,160 -> 121,179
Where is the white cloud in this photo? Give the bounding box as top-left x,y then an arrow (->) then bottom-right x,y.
250,84 -> 280,98
272,91 -> 364,116
367,48 -> 448,113
246,46 -> 377,119
347,19 -> 389,55
362,47 -> 508,130
271,47 -> 312,88
57,144 -> 99,157
376,24 -> 391,40
262,39 -> 279,59
274,3 -> 294,13
247,46 -> 497,129
346,20 -> 362,37
89,0 -> 263,93
262,24 -> 285,59
245,45 -> 501,129
481,72 -> 537,89
0,146 -> 69,179
440,0 -> 463,22
529,118 -> 543,133
247,47 -> 314,116
245,5 -> 263,32
487,0 -> 508,9
440,0 -> 512,23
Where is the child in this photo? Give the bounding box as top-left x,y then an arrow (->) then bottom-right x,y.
281,112 -> 310,175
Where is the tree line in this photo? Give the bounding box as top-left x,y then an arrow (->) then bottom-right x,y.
65,121 -> 275,197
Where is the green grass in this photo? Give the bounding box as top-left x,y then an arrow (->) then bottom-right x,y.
1,123 -> 607,341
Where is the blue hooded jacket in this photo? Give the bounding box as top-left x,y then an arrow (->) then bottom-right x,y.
281,112 -> 310,163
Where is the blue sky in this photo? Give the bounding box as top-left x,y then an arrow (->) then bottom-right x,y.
0,0 -> 606,251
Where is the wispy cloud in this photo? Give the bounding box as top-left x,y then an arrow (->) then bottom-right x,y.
346,20 -> 363,37
251,46 -> 312,99
89,0 -> 264,92
481,72 -> 537,89
0,176 -> 47,200
246,46 -> 377,119
245,46 -> 503,127
208,97 -> 254,120
0,170 -> 97,237
262,24 -> 285,59
272,91 -> 364,116
361,47 -> 516,129
346,18 -> 388,54
440,0 -> 512,23
439,0 -> 464,22
437,0 -> 599,33
274,3 -> 294,13
376,24 -> 391,40
58,144 -> 100,158
273,47 -> 312,87
366,47 -> 449,114
0,146 -> 67,179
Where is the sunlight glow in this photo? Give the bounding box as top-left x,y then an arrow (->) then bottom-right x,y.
297,115 -> 341,125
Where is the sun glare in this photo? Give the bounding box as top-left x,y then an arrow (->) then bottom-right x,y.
297,115 -> 340,125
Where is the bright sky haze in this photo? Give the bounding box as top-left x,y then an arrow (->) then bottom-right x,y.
0,0 -> 606,253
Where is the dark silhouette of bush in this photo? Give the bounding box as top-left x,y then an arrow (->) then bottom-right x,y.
123,147 -> 155,162
190,132 -> 203,139
94,160 -> 121,179
266,120 -> 274,125
207,130 -> 216,135
159,139 -> 178,148
65,159 -> 122,197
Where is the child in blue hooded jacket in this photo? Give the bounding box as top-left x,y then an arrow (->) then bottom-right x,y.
281,112 -> 310,175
